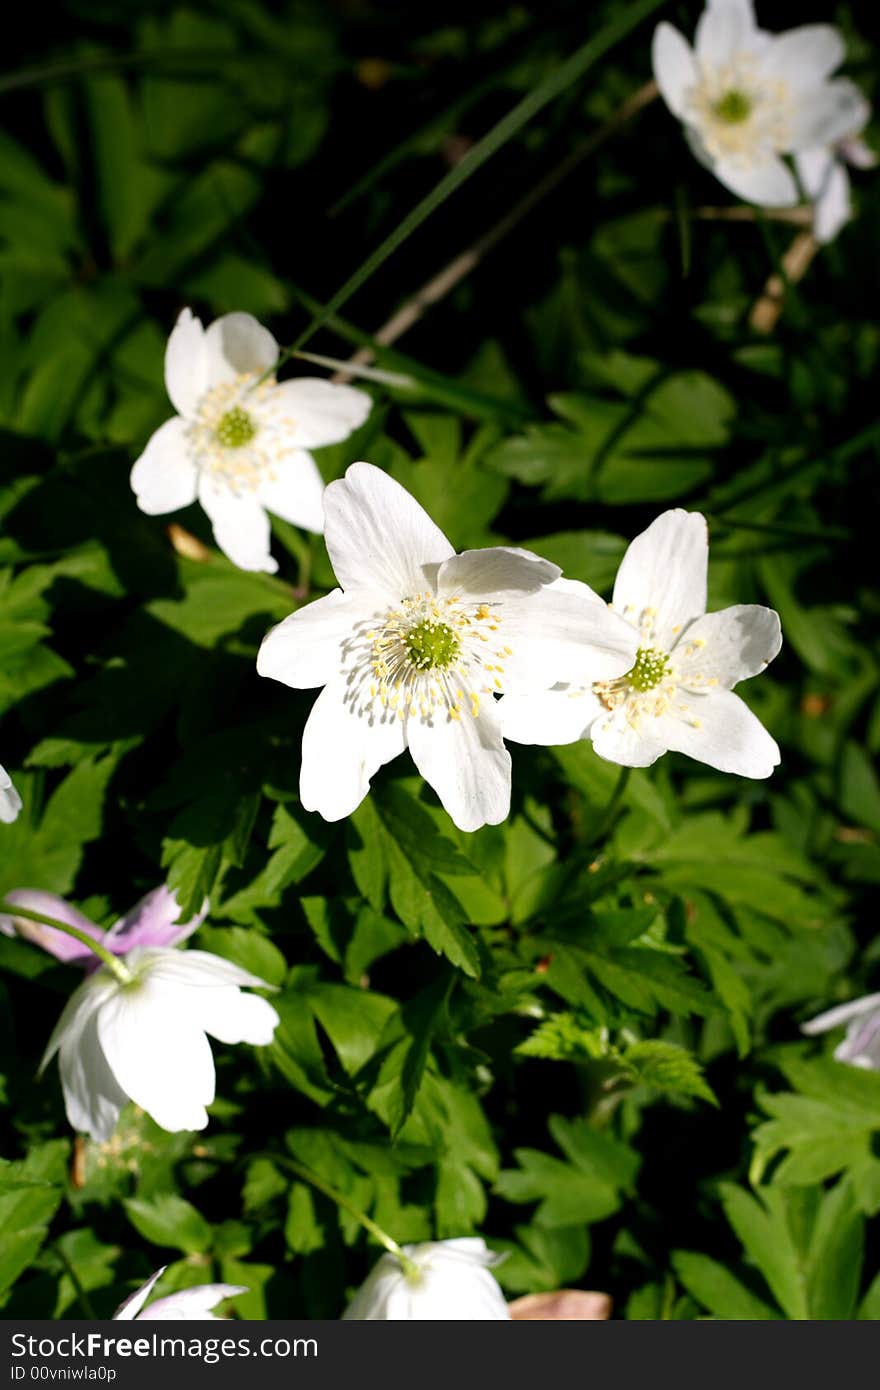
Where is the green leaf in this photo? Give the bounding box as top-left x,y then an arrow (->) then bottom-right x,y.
123,1196 -> 212,1255
622,1040 -> 717,1105
672,1251 -> 778,1320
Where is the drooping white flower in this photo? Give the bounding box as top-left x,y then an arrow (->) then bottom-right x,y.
256,462 -> 635,832
499,509 -> 782,778
794,94 -> 876,244
114,1266 -> 247,1321
131,310 -> 372,573
652,0 -> 866,207
342,1239 -> 511,1320
802,993 -> 880,1070
0,762 -> 21,824
0,884 -> 205,969
40,947 -> 279,1142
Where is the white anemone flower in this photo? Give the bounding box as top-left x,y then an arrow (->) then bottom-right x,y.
256,462 -> 636,832
114,1266 -> 247,1321
0,763 -> 21,824
40,947 -> 280,1142
499,509 -> 782,778
802,993 -> 880,1070
342,1239 -> 511,1320
131,309 -> 371,573
795,98 -> 876,244
652,0 -> 866,207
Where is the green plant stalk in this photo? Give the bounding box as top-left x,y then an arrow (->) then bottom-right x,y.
283,1157 -> 420,1280
0,901 -> 133,985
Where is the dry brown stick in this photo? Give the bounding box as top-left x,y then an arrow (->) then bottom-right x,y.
332,80 -> 659,383
749,228 -> 820,335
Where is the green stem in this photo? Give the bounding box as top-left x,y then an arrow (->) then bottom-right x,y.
590,766 -> 631,844
282,1157 -> 419,1279
0,901 -> 133,986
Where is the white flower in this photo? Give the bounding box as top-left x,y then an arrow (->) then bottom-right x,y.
795,98 -> 876,243
499,509 -> 782,778
114,1266 -> 247,1321
256,462 -> 635,832
342,1239 -> 511,1320
652,0 -> 866,207
40,947 -> 280,1142
0,763 -> 21,824
131,309 -> 372,573
802,993 -> 880,1070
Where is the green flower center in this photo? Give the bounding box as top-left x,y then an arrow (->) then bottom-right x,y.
714,89 -> 752,124
404,620 -> 460,671
627,647 -> 670,692
215,406 -> 257,449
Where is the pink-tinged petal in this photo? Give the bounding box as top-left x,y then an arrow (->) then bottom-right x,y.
612,510 -> 708,651
203,313 -> 278,387
840,136 -> 876,170
135,1284 -> 248,1321
658,689 -> 780,778
272,378 -> 371,449
0,889 -> 105,966
104,886 -> 207,953
323,462 -> 455,598
299,680 -> 406,821
672,604 -> 781,690
257,448 -> 326,534
712,155 -> 799,207
164,308 -> 207,418
113,1268 -> 167,1321
198,477 -> 276,573
131,417 -> 199,517
257,588 -> 379,691
652,23 -> 697,120
406,705 -> 511,833
694,0 -> 758,66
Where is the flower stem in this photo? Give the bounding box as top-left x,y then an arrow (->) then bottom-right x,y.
0,901 -> 133,985
282,1157 -> 419,1279
589,766 -> 631,844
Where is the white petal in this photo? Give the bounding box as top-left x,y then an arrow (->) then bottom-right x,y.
436,545 -> 560,601
659,689 -> 779,778
695,0 -> 757,65
840,135 -> 876,170
191,987 -> 279,1046
406,706 -> 511,833
258,449 -> 326,534
272,378 -> 371,449
137,947 -> 273,992
652,23 -> 697,119
498,687 -> 599,747
787,80 -> 871,153
0,764 -> 22,824
40,971 -> 118,1071
712,155 -> 799,207
590,707 -> 668,770
131,418 -> 198,517
257,588 -> 376,690
59,1008 -> 129,1142
612,510 -> 708,651
794,147 -> 835,199
672,604 -> 781,689
97,978 -> 215,1133
198,478 -> 276,573
494,581 -> 638,692
299,680 -> 406,821
203,312 -> 278,387
323,462 -> 455,598
759,26 -> 845,91
164,308 -> 207,419
136,1284 -> 248,1321
806,158 -> 851,244
802,993 -> 880,1036
113,1269 -> 166,1321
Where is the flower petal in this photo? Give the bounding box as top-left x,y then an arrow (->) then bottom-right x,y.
97,977 -> 215,1133
113,1269 -> 167,1321
136,947 -> 273,993
190,986 -> 279,1046
590,706 -> 669,770
164,308 -> 207,418
323,462 -> 455,598
712,155 -> 799,207
273,378 -> 371,449
406,706 -> 511,832
198,478 -> 276,573
672,604 -> 781,689
498,687 -> 601,747
759,25 -> 845,91
495,580 -> 638,691
694,0 -> 757,65
257,588 -> 377,690
131,417 -> 198,517
436,545 -> 560,601
652,23 -> 697,119
612,510 -> 708,651
0,763 -> 21,823
299,680 -> 406,821
787,80 -> 870,153
104,886 -> 206,954
257,448 -> 326,534
802,993 -> 880,1036
59,1006 -> 130,1142
203,312 -> 278,386
0,888 -> 104,966
659,689 -> 780,778
136,1284 -> 249,1321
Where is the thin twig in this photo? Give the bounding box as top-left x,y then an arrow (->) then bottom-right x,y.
750,228 -> 819,334
332,81 -> 659,382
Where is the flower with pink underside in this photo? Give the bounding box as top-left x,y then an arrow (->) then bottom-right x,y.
114,1267 -> 247,1321
0,885 -> 205,969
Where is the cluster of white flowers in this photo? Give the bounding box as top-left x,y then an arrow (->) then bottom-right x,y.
652,0 -> 874,240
